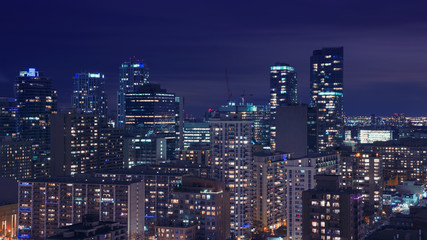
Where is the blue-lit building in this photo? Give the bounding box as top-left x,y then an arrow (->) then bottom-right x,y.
72,72 -> 108,120
183,121 -> 210,150
310,47 -> 344,153
125,83 -> 181,161
15,68 -> 57,178
270,63 -> 298,111
0,97 -> 18,139
269,63 -> 297,150
219,101 -> 271,147
117,59 -> 149,127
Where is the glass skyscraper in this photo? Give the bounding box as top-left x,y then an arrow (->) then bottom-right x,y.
72,72 -> 108,120
310,47 -> 344,153
0,97 -> 18,139
125,83 -> 180,161
15,68 -> 57,177
269,63 -> 297,150
117,59 -> 149,127
270,63 -> 297,111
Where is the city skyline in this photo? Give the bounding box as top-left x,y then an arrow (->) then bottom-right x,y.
1,1 -> 427,116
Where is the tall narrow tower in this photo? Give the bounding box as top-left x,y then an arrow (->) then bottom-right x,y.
117,58 -> 149,127
15,68 -> 57,177
72,72 -> 108,120
210,115 -> 252,239
310,47 -> 344,153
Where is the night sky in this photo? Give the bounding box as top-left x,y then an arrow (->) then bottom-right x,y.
1,1 -> 427,117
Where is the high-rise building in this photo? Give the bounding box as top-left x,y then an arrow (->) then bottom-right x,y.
72,72 -> 108,120
0,97 -> 18,139
182,121 -> 210,149
94,168 -> 185,236
117,59 -> 149,127
275,104 -> 318,158
210,114 -> 252,239
302,175 -> 364,240
270,63 -> 297,111
310,47 -> 344,153
252,151 -> 289,232
125,83 -> 180,159
219,101 -> 271,147
50,110 -> 99,176
371,139 -> 427,185
15,68 -> 57,178
341,152 -> 383,220
0,138 -> 34,180
123,133 -> 167,167
18,177 -> 145,240
98,127 -> 124,171
285,154 -> 340,240
168,177 -> 231,240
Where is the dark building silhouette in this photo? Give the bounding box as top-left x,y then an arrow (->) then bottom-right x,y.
302,175 -> 364,240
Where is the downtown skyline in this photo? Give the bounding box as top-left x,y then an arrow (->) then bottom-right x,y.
1,1 -> 427,117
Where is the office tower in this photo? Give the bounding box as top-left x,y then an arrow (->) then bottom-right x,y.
0,97 -> 18,139
125,83 -> 179,160
98,127 -> 124,171
0,139 -> 34,180
15,68 -> 57,178
94,168 -> 184,236
183,121 -> 210,149
50,110 -> 99,176
18,177 -> 145,240
371,139 -> 427,185
117,59 -> 149,127
341,153 -> 383,220
47,214 -> 127,240
175,96 -> 184,151
270,63 -> 298,111
285,154 -> 340,240
72,72 -> 108,120
302,175 -> 364,240
252,152 -> 289,232
219,101 -> 271,147
168,177 -> 231,239
275,104 -> 318,157
310,47 -> 344,153
179,144 -> 211,166
123,133 -> 167,167
210,115 -> 252,239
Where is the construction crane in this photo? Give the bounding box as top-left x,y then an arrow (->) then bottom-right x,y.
241,90 -> 253,104
225,69 -> 232,102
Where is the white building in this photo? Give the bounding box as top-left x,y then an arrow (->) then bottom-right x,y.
210,115 -> 252,239
285,154 -> 340,240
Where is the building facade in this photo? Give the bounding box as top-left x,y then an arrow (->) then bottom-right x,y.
117,59 -> 149,127
210,115 -> 252,239
18,177 -> 144,240
302,175 -> 364,240
310,47 -> 344,153
285,154 -> 340,240
15,68 -> 57,178
72,72 -> 108,120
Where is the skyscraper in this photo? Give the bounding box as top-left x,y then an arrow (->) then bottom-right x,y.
270,63 -> 297,150
15,68 -> 57,178
0,97 -> 18,139
302,175 -> 364,240
210,114 -> 252,239
72,72 -> 108,120
50,110 -> 99,176
270,63 -> 298,111
117,59 -> 149,127
125,83 -> 180,160
310,47 -> 344,153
